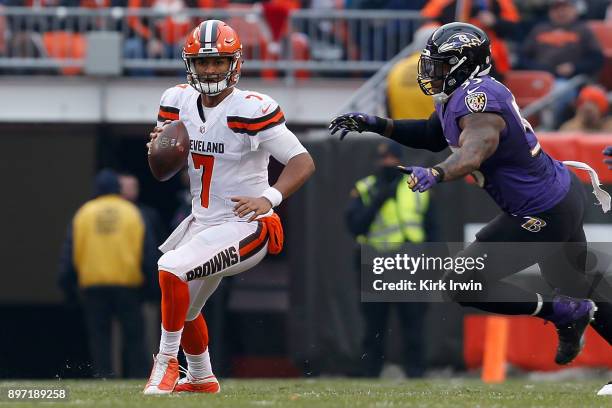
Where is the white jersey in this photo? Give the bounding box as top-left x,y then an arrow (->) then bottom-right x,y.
156,84 -> 306,227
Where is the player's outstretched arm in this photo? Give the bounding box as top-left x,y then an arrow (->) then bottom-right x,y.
330,112 -> 448,153
435,113 -> 503,182
329,112 -> 392,140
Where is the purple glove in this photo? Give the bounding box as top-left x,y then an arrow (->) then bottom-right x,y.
329,112 -> 380,140
604,146 -> 612,170
397,165 -> 442,192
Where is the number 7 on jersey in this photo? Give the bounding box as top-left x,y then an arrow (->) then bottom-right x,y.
191,153 -> 215,208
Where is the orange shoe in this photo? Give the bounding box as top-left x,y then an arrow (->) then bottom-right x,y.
174,370 -> 220,393
143,354 -> 179,395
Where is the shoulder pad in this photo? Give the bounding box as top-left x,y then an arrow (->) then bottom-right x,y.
227,90 -> 285,136
229,89 -> 280,119
157,84 -> 197,122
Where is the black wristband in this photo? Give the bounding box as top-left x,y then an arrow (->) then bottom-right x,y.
432,166 -> 445,183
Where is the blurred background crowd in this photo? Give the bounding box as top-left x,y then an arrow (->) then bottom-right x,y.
0,0 -> 611,381
0,0 -> 611,129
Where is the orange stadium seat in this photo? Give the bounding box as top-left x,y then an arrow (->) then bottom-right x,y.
587,20 -> 612,89
0,6 -> 6,56
42,31 -> 86,76
503,70 -> 555,108
228,9 -> 276,79
291,32 -> 310,79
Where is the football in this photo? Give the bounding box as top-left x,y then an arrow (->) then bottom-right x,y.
148,120 -> 190,181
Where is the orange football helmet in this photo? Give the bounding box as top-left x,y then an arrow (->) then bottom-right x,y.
183,20 -> 243,95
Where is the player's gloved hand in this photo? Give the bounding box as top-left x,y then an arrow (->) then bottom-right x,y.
231,196 -> 272,222
397,165 -> 443,193
329,112 -> 385,140
604,146 -> 612,169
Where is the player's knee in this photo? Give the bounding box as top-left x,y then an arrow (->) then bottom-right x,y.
158,252 -> 187,280
442,266 -> 478,303
185,308 -> 200,322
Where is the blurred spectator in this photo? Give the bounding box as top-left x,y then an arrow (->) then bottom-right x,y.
386,26 -> 436,120
421,0 -> 520,80
124,0 -> 191,74
604,145 -> 612,169
58,169 -> 155,378
3,0 -> 86,74
189,0 -> 228,6
520,0 -> 604,127
0,5 -> 6,58
521,0 -> 603,78
515,0 -> 550,29
345,141 -> 436,378
346,1 -> 429,63
119,173 -> 166,251
560,84 -> 612,131
304,0 -> 360,67
584,0 -> 611,20
170,169 -> 192,230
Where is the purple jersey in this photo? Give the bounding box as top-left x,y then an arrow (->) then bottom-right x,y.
435,75 -> 570,216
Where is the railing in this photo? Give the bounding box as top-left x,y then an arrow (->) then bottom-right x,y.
335,40 -> 420,117
0,6 -> 423,80
522,74 -> 589,130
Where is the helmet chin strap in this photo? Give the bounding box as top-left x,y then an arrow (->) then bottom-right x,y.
432,56 -> 467,104
185,56 -> 240,96
433,62 -> 491,104
432,92 -> 450,104
477,65 -> 491,76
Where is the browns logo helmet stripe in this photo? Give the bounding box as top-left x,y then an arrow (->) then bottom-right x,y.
200,20 -> 219,49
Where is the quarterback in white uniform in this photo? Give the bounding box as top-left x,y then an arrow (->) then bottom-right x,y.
144,19 -> 315,395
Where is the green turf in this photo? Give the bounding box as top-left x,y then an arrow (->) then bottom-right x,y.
0,379 -> 608,407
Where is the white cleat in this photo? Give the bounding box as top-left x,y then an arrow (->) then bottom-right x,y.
143,354 -> 180,395
597,382 -> 612,396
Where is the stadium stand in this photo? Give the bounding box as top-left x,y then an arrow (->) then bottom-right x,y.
587,20 -> 612,89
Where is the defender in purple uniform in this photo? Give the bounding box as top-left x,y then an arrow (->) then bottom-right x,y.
331,22 -> 612,366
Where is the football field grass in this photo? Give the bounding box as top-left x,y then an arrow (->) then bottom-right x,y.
0,379 -> 608,407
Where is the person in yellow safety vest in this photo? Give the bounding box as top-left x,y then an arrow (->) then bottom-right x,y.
345,141 -> 437,378
58,169 -> 157,379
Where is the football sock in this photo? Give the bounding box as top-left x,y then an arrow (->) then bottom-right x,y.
181,313 -> 209,355
590,302 -> 612,346
458,281 -> 548,315
159,326 -> 183,357
182,314 -> 212,378
158,270 -> 190,357
534,292 -> 555,318
184,350 -> 214,379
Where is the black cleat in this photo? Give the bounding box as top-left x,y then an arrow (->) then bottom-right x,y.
545,295 -> 597,365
